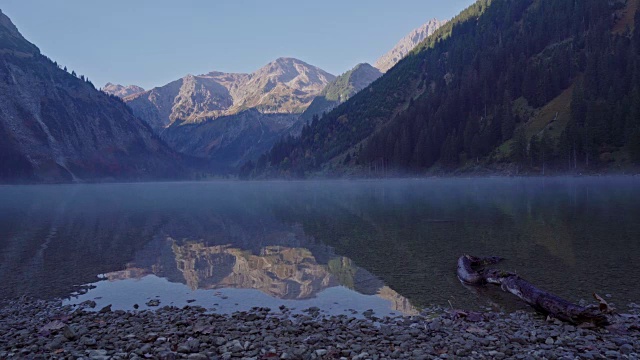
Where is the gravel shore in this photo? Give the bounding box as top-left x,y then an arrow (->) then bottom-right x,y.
1,298 -> 639,359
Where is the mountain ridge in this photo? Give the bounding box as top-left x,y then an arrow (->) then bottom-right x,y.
374,18 -> 446,73
125,57 -> 335,132
0,9 -> 189,183
300,63 -> 383,123
102,83 -> 145,98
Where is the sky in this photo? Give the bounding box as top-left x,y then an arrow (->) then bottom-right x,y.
1,0 -> 475,90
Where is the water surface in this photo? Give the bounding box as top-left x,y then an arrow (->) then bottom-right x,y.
1,178 -> 639,315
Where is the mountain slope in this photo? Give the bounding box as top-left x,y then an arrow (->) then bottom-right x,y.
125,58 -> 335,132
300,63 -> 382,123
252,0 -> 640,178
102,83 -> 145,98
374,18 -> 445,73
0,9 -> 188,183
161,109 -> 299,173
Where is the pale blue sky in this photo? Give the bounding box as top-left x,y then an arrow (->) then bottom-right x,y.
2,0 -> 475,90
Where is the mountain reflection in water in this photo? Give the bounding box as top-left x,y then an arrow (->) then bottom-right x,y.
98,236 -> 417,314
1,178 -> 639,314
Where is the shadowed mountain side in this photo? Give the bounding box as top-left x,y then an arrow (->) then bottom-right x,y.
161,109 -> 301,173
0,10 -> 188,183
300,63 -> 383,123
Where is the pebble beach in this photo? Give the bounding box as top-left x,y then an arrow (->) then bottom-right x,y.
1,298 -> 639,359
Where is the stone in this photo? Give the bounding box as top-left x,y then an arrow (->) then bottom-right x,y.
81,336 -> 97,347
63,325 -> 76,340
158,352 -> 177,360
187,339 -> 201,351
604,350 -> 619,358
187,354 -> 208,360
45,337 -> 65,351
619,344 -> 633,354
81,300 -> 97,308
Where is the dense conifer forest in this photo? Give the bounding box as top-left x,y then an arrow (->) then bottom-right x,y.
245,0 -> 640,178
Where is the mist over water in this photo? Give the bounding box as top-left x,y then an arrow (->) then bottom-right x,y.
0,177 -> 639,314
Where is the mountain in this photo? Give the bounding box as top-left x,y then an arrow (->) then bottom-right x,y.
0,9 -> 188,183
125,58 -> 335,132
162,109 -> 299,173
300,63 -> 382,123
102,83 -> 145,98
251,0 -> 640,178
374,18 -> 445,73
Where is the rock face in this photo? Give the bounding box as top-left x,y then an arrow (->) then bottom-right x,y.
374,18 -> 445,72
300,63 -> 382,122
161,109 -> 299,172
0,10 -> 186,183
102,83 -> 145,98
125,57 -> 335,132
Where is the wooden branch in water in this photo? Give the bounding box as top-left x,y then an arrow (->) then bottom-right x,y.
456,255 -> 610,326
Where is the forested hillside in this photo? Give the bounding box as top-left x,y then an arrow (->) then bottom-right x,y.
247,0 -> 640,178
299,63 -> 382,123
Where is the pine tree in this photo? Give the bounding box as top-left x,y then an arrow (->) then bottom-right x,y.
511,127 -> 528,165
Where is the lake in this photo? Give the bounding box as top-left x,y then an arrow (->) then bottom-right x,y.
1,178 -> 639,317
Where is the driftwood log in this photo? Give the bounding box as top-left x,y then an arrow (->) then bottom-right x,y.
457,255 -> 610,326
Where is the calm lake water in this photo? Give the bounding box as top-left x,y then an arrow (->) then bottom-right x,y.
1,178 -> 639,316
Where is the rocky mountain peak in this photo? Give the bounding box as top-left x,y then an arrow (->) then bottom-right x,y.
102,83 -> 145,98
374,18 -> 446,73
124,58 -> 335,131
345,63 -> 383,89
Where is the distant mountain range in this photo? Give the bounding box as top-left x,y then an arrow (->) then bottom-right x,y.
0,9 -> 188,183
94,18 -> 445,175
122,58 -> 335,132
374,18 -> 445,73
0,6 -> 490,182
101,58 -> 332,173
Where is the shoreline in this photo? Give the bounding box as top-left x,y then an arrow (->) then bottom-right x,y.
1,299 -> 638,359
1,173 -> 640,186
